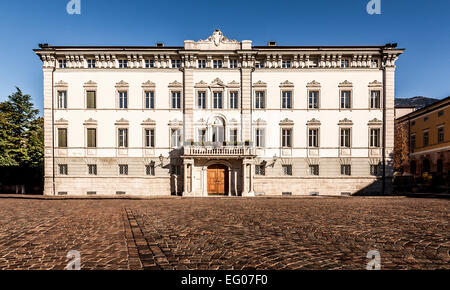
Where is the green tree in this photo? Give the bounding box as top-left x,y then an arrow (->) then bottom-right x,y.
0,87 -> 43,167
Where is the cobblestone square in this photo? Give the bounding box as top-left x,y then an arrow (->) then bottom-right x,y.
0,197 -> 448,270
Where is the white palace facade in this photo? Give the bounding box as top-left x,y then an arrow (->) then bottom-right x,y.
35,30 -> 404,196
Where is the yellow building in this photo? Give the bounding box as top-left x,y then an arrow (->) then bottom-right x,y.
396,96 -> 449,179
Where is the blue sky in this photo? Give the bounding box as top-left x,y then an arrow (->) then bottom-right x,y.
0,0 -> 448,114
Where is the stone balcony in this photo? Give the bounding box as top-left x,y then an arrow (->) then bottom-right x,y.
183,145 -> 256,158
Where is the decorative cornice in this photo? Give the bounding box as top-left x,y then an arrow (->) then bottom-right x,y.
368,118 -> 383,125
141,118 -> 156,126
168,80 -> 182,87
83,80 -> 97,88
210,77 -> 225,87
55,80 -> 68,88
168,118 -> 183,127
306,80 -> 321,87
307,118 -> 321,126
55,118 -> 68,125
141,80 -> 156,88
227,80 -> 240,88
115,118 -> 129,125
368,80 -> 383,87
115,80 -> 129,88
338,80 -> 353,87
279,118 -> 294,126
253,80 -> 267,87
83,118 -> 97,125
338,118 -> 353,126
197,29 -> 239,46
195,80 -> 208,88
279,80 -> 294,88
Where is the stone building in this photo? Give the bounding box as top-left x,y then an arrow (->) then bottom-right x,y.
34,30 -> 404,196
395,96 -> 450,179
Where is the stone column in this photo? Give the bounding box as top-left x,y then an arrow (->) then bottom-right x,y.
43,65 -> 55,195
383,65 -> 396,194
240,68 -> 253,143
242,161 -> 247,196
183,68 -> 194,142
228,168 -> 231,196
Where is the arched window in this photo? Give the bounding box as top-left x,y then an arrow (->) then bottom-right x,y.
211,117 -> 225,144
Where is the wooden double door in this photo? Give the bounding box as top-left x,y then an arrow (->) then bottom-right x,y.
207,164 -> 228,195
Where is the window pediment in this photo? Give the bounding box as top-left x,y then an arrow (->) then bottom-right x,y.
142,80 -> 156,88
307,118 -> 321,126
253,118 -> 267,126
141,118 -> 156,126
253,80 -> 267,87
279,80 -> 294,88
211,77 -> 225,87
306,80 -> 321,88
83,118 -> 97,126
55,80 -> 68,88
368,80 -> 383,87
115,118 -> 129,125
227,80 -> 240,88
279,118 -> 294,126
83,80 -> 97,89
338,118 -> 353,126
368,118 -> 382,125
168,80 -> 182,88
115,80 -> 129,88
338,80 -> 353,87
168,118 -> 183,127
195,80 -> 208,88
55,118 -> 68,125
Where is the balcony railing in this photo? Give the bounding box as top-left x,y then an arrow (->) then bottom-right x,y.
183,145 -> 255,156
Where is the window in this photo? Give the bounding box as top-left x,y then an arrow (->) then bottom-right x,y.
341,165 -> 351,176
371,59 -> 379,68
118,59 -> 128,68
229,91 -> 238,109
229,59 -> 238,68
340,59 -> 350,68
58,59 -> 67,68
58,128 -> 67,148
309,165 -> 319,176
308,91 -> 319,109
58,91 -> 67,109
308,129 -> 319,148
370,165 -> 378,176
198,59 -> 206,68
213,92 -> 223,109
370,90 -> 381,109
411,134 -> 416,152
255,129 -> 265,147
340,128 -> 351,148
145,59 -> 154,68
88,164 -> 97,175
423,131 -> 429,146
282,129 -> 292,147
118,91 -> 128,109
282,165 -> 292,176
438,127 -> 444,143
118,128 -> 128,148
119,164 -> 128,175
229,129 -> 238,145
171,59 -> 181,68
59,164 -> 68,175
255,164 -> 265,176
198,129 -> 206,145
340,91 -> 351,109
370,128 -> 380,147
282,91 -> 292,109
145,129 -> 155,148
146,164 -> 155,176
87,59 -> 96,68
424,116 -> 429,122
86,91 -> 96,109
282,60 -> 291,68
197,91 -> 206,109
438,110 -> 444,117
171,128 -> 181,148
171,91 -> 181,109
255,91 -> 265,109
145,91 -> 154,109
411,121 -> 415,126
213,59 -> 222,68
255,61 -> 265,68
87,128 -> 96,148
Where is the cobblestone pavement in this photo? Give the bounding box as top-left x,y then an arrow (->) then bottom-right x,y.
0,197 -> 448,270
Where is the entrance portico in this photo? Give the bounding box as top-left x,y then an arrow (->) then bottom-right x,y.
181,146 -> 256,196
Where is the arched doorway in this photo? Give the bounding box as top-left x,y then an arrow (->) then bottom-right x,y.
422,159 -> 430,174
207,164 -> 228,195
